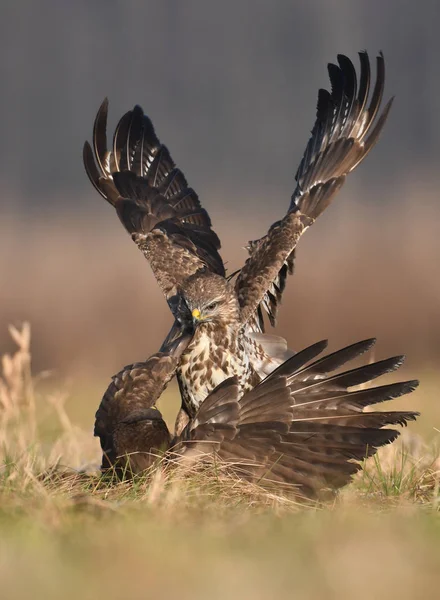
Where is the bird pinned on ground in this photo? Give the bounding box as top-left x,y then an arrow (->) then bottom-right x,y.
84,52 -> 394,433
94,335 -> 419,501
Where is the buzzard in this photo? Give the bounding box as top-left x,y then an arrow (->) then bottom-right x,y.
84,52 -> 393,429
95,336 -> 419,500
94,333 -> 191,473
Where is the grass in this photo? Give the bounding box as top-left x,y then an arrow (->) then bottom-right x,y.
1,323 -> 440,599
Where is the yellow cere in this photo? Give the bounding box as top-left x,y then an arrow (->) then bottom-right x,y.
192,309 -> 201,320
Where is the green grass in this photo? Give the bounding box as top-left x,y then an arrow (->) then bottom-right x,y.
1,324 -> 440,599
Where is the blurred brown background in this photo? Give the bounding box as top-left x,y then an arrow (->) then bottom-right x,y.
0,1 -> 438,390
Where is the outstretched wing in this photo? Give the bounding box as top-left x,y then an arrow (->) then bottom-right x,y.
235,52 -> 394,330
84,101 -> 225,305
210,339 -> 419,499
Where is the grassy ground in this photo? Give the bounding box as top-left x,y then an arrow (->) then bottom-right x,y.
1,324 -> 440,600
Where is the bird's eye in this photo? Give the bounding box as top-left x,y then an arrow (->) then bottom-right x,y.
206,301 -> 219,311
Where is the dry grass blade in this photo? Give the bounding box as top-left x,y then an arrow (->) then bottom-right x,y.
0,324 -> 438,598
0,323 -> 436,509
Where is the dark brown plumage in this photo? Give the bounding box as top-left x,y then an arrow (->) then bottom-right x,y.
84,52 -> 394,424
83,99 -> 224,302
95,336 -> 419,500
94,334 -> 190,476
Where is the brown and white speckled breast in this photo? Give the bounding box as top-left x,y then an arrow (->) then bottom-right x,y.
177,328 -> 260,418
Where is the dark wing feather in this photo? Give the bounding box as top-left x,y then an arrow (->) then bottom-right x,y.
84,100 -> 225,304
237,339 -> 329,424
235,52 -> 393,330
172,378 -> 241,460
201,339 -> 418,499
255,339 -> 419,424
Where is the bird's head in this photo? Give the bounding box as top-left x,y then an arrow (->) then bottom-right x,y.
177,271 -> 240,329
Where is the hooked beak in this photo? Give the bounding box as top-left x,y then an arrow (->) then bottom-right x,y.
192,308 -> 208,324
191,308 -> 211,327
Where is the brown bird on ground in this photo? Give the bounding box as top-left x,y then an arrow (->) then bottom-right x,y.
94,336 -> 419,500
84,52 -> 394,434
94,334 -> 191,475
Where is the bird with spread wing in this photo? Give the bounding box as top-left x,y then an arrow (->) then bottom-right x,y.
84,52 -> 393,432
95,335 -> 418,500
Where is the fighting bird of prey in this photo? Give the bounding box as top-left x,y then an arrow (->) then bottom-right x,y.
84,52 -> 394,432
95,336 -> 419,500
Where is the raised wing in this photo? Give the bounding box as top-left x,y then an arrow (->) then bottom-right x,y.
94,334 -> 190,473
84,100 -> 225,305
236,52 -> 394,330
180,338 -> 419,500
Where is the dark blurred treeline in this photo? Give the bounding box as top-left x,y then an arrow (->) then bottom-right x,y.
1,1 -> 439,378
0,0 -> 438,213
